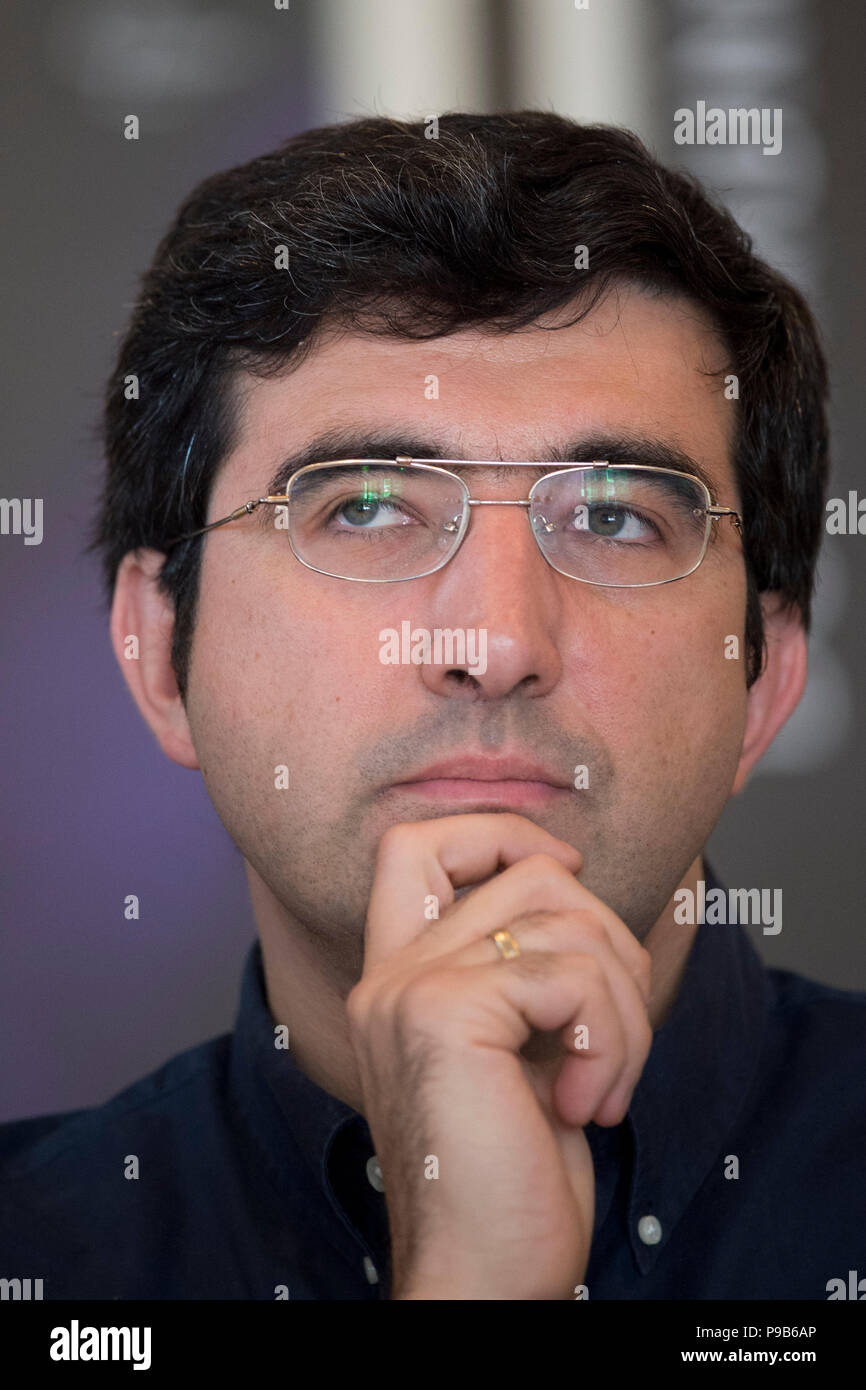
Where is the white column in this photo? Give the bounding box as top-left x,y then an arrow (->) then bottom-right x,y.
505,0 -> 660,148
309,0 -> 493,123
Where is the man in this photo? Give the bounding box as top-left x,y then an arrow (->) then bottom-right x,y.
1,112 -> 863,1301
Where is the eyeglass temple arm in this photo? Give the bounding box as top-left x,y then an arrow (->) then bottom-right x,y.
706,505 -> 743,534
166,497 -> 289,546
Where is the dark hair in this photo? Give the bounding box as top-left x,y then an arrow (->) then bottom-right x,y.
90,111 -> 829,695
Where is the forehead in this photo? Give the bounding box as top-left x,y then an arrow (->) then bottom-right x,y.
222,286 -> 737,499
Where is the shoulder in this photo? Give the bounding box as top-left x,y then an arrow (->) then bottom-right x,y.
754,966 -> 866,1138
0,1034 -> 235,1295
765,966 -> 866,1051
0,1033 -> 233,1183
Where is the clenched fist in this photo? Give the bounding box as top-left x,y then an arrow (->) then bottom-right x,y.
345,813 -> 653,1301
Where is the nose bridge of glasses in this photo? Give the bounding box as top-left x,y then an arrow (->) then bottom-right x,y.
452,489 -> 559,578
466,498 -> 533,507
396,455 -> 605,498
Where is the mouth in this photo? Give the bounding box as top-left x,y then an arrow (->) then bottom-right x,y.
386,755 -> 574,807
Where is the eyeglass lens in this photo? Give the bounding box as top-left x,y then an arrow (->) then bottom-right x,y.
285,463 -> 710,585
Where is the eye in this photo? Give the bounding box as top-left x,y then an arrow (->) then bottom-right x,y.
579,504 -> 659,541
330,496 -> 412,529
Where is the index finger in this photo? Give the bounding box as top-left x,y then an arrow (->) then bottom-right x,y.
363,812 -> 583,969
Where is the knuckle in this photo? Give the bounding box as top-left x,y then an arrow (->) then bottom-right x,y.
513,949 -> 554,981
376,821 -> 417,861
513,854 -> 577,898
575,950 -> 605,985
614,1029 -> 630,1073
561,907 -> 607,942
510,908 -> 560,938
637,1013 -> 654,1056
345,980 -> 373,1028
393,972 -> 451,1032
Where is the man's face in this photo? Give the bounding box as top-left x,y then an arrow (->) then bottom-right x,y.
183,286 -> 748,974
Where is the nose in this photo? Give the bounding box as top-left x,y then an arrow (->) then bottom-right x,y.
417,498 -> 565,700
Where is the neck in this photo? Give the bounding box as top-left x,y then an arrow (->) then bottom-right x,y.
643,855 -> 703,1028
250,857 -> 705,1114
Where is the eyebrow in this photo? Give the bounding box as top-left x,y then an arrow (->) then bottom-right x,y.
264,427 -> 722,501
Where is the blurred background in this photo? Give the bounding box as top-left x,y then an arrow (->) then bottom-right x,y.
1,0 -> 863,1121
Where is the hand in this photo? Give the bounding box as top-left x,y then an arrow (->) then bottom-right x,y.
345,813 -> 653,1300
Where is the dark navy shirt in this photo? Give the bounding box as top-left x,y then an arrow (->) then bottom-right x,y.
1,873 -> 865,1300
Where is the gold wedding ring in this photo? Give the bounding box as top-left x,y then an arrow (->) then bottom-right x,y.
490,928 -> 521,961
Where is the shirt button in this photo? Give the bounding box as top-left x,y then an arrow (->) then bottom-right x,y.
638,1215 -> 662,1245
366,1155 -> 385,1192
363,1256 -> 379,1285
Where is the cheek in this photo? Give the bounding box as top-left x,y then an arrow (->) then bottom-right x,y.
190,550 -> 390,766
566,572 -> 749,768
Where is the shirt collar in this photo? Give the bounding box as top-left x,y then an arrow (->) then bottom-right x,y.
228,942 -> 372,1233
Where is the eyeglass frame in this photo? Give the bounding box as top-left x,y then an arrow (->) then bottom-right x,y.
164,455 -> 743,588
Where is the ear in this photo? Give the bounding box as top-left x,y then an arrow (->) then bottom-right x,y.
109,549 -> 199,770
731,593 -> 807,794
